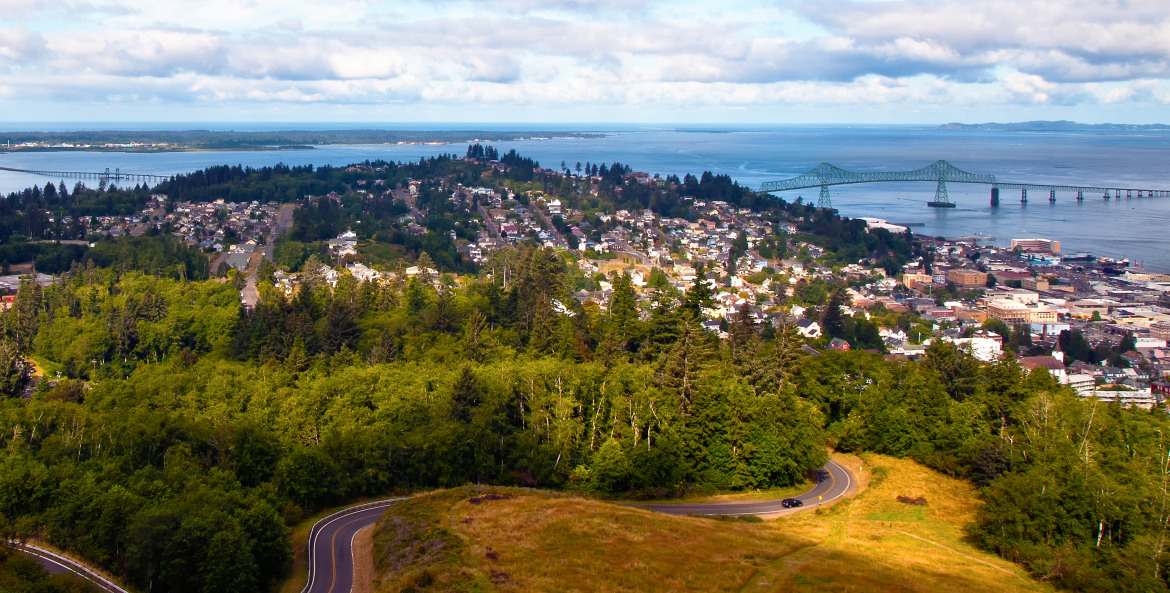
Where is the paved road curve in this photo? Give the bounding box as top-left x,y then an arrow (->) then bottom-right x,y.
5,540 -> 131,593
302,499 -> 407,593
635,460 -> 854,517
303,461 -> 853,593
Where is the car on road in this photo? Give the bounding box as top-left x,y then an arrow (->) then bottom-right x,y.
781,498 -> 803,508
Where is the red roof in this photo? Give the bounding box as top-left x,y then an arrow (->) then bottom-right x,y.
1020,356 -> 1064,371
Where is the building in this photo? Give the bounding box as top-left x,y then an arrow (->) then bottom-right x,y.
947,268 -> 988,289
829,337 -> 851,351
1152,322 -> 1170,342
902,271 -> 933,290
1066,374 -> 1096,397
948,336 -> 1003,362
987,299 -> 1058,324
1021,277 -> 1050,291
1011,238 -> 1061,254
1092,387 -> 1159,409
987,300 -> 1030,324
1021,356 -> 1068,383
956,308 -> 988,323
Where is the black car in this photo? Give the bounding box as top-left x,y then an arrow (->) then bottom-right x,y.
781,498 -> 803,508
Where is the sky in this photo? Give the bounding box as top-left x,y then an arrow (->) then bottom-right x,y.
1,0 -> 1168,125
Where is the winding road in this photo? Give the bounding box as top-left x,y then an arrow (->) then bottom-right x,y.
6,540 -> 131,593
302,499 -> 407,593
635,459 -> 854,517
8,460 -> 853,593
300,460 -> 854,593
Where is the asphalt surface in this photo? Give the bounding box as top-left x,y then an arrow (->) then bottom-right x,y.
635,459 -> 854,517
6,541 -> 131,593
303,500 -> 405,593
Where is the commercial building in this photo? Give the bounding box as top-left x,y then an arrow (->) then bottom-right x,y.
1153,322 -> 1170,342
902,271 -> 932,290
1021,277 -> 1050,291
1011,238 -> 1061,254
987,299 -> 1058,324
947,268 -> 988,289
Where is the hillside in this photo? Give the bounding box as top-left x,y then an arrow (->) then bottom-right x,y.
366,454 -> 1053,593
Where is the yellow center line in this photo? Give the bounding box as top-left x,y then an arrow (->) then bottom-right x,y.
327,514 -> 378,593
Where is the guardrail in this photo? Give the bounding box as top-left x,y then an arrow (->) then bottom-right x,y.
5,540 -> 132,593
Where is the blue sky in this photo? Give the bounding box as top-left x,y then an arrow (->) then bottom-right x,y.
1,0 -> 1168,124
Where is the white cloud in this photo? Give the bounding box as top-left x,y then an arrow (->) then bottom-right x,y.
1,0 -> 1168,121
0,25 -> 48,61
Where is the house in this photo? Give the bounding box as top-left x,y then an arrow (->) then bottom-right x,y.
829,338 -> 851,351
1153,381 -> 1170,398
948,336 -> 1003,362
795,318 -> 822,339
1020,356 -> 1068,383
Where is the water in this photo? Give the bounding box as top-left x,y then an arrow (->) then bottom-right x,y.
2,125 -> 1169,270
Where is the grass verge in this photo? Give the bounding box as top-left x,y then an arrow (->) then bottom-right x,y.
368,454 -> 1054,593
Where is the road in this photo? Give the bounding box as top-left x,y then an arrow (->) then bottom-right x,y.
530,203 -> 568,248
302,499 -> 407,593
241,203 -> 295,309
634,459 -> 854,517
6,540 -> 131,593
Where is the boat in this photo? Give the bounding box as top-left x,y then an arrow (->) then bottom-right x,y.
927,201 -> 956,208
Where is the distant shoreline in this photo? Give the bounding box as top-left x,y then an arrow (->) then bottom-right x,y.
938,120 -> 1170,132
0,130 -> 602,154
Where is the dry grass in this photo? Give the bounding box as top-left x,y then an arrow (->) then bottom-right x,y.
352,525 -> 376,593
766,453 -> 1052,593
374,487 -> 812,593
366,455 -> 1055,593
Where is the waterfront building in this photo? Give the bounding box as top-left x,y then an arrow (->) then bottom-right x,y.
1011,238 -> 1061,254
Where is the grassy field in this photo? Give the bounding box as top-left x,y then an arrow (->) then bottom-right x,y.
367,454 -> 1055,593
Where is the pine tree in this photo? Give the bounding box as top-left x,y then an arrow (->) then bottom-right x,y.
609,272 -> 638,344
727,304 -> 759,375
0,339 -> 28,398
657,317 -> 713,417
415,251 -> 436,285
756,311 -> 804,395
680,273 -> 714,320
821,284 -> 848,339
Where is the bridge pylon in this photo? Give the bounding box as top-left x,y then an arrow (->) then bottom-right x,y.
933,180 -> 950,205
818,184 -> 831,209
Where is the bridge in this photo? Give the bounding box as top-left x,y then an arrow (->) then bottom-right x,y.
758,160 -> 1170,208
0,166 -> 171,185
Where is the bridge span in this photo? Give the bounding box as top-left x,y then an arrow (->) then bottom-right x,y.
0,166 -> 171,185
758,160 -> 1170,208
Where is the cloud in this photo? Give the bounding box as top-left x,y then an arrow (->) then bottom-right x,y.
803,0 -> 1170,83
0,25 -> 48,61
2,0 -> 1169,121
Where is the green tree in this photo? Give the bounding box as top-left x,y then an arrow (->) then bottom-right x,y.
680,274 -> 713,320
0,340 -> 28,398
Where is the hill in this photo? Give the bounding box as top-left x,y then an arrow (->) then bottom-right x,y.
365,454 -> 1053,593
937,120 -> 1170,132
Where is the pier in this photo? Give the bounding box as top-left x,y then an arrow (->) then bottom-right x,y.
759,160 -> 1170,208
0,166 -> 170,185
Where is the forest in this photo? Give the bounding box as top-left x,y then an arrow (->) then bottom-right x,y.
0,245 -> 1165,593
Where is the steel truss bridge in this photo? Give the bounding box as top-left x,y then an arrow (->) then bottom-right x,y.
0,166 -> 171,185
758,160 -> 1170,208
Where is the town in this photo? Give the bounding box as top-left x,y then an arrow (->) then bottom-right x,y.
13,150 -> 1163,411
